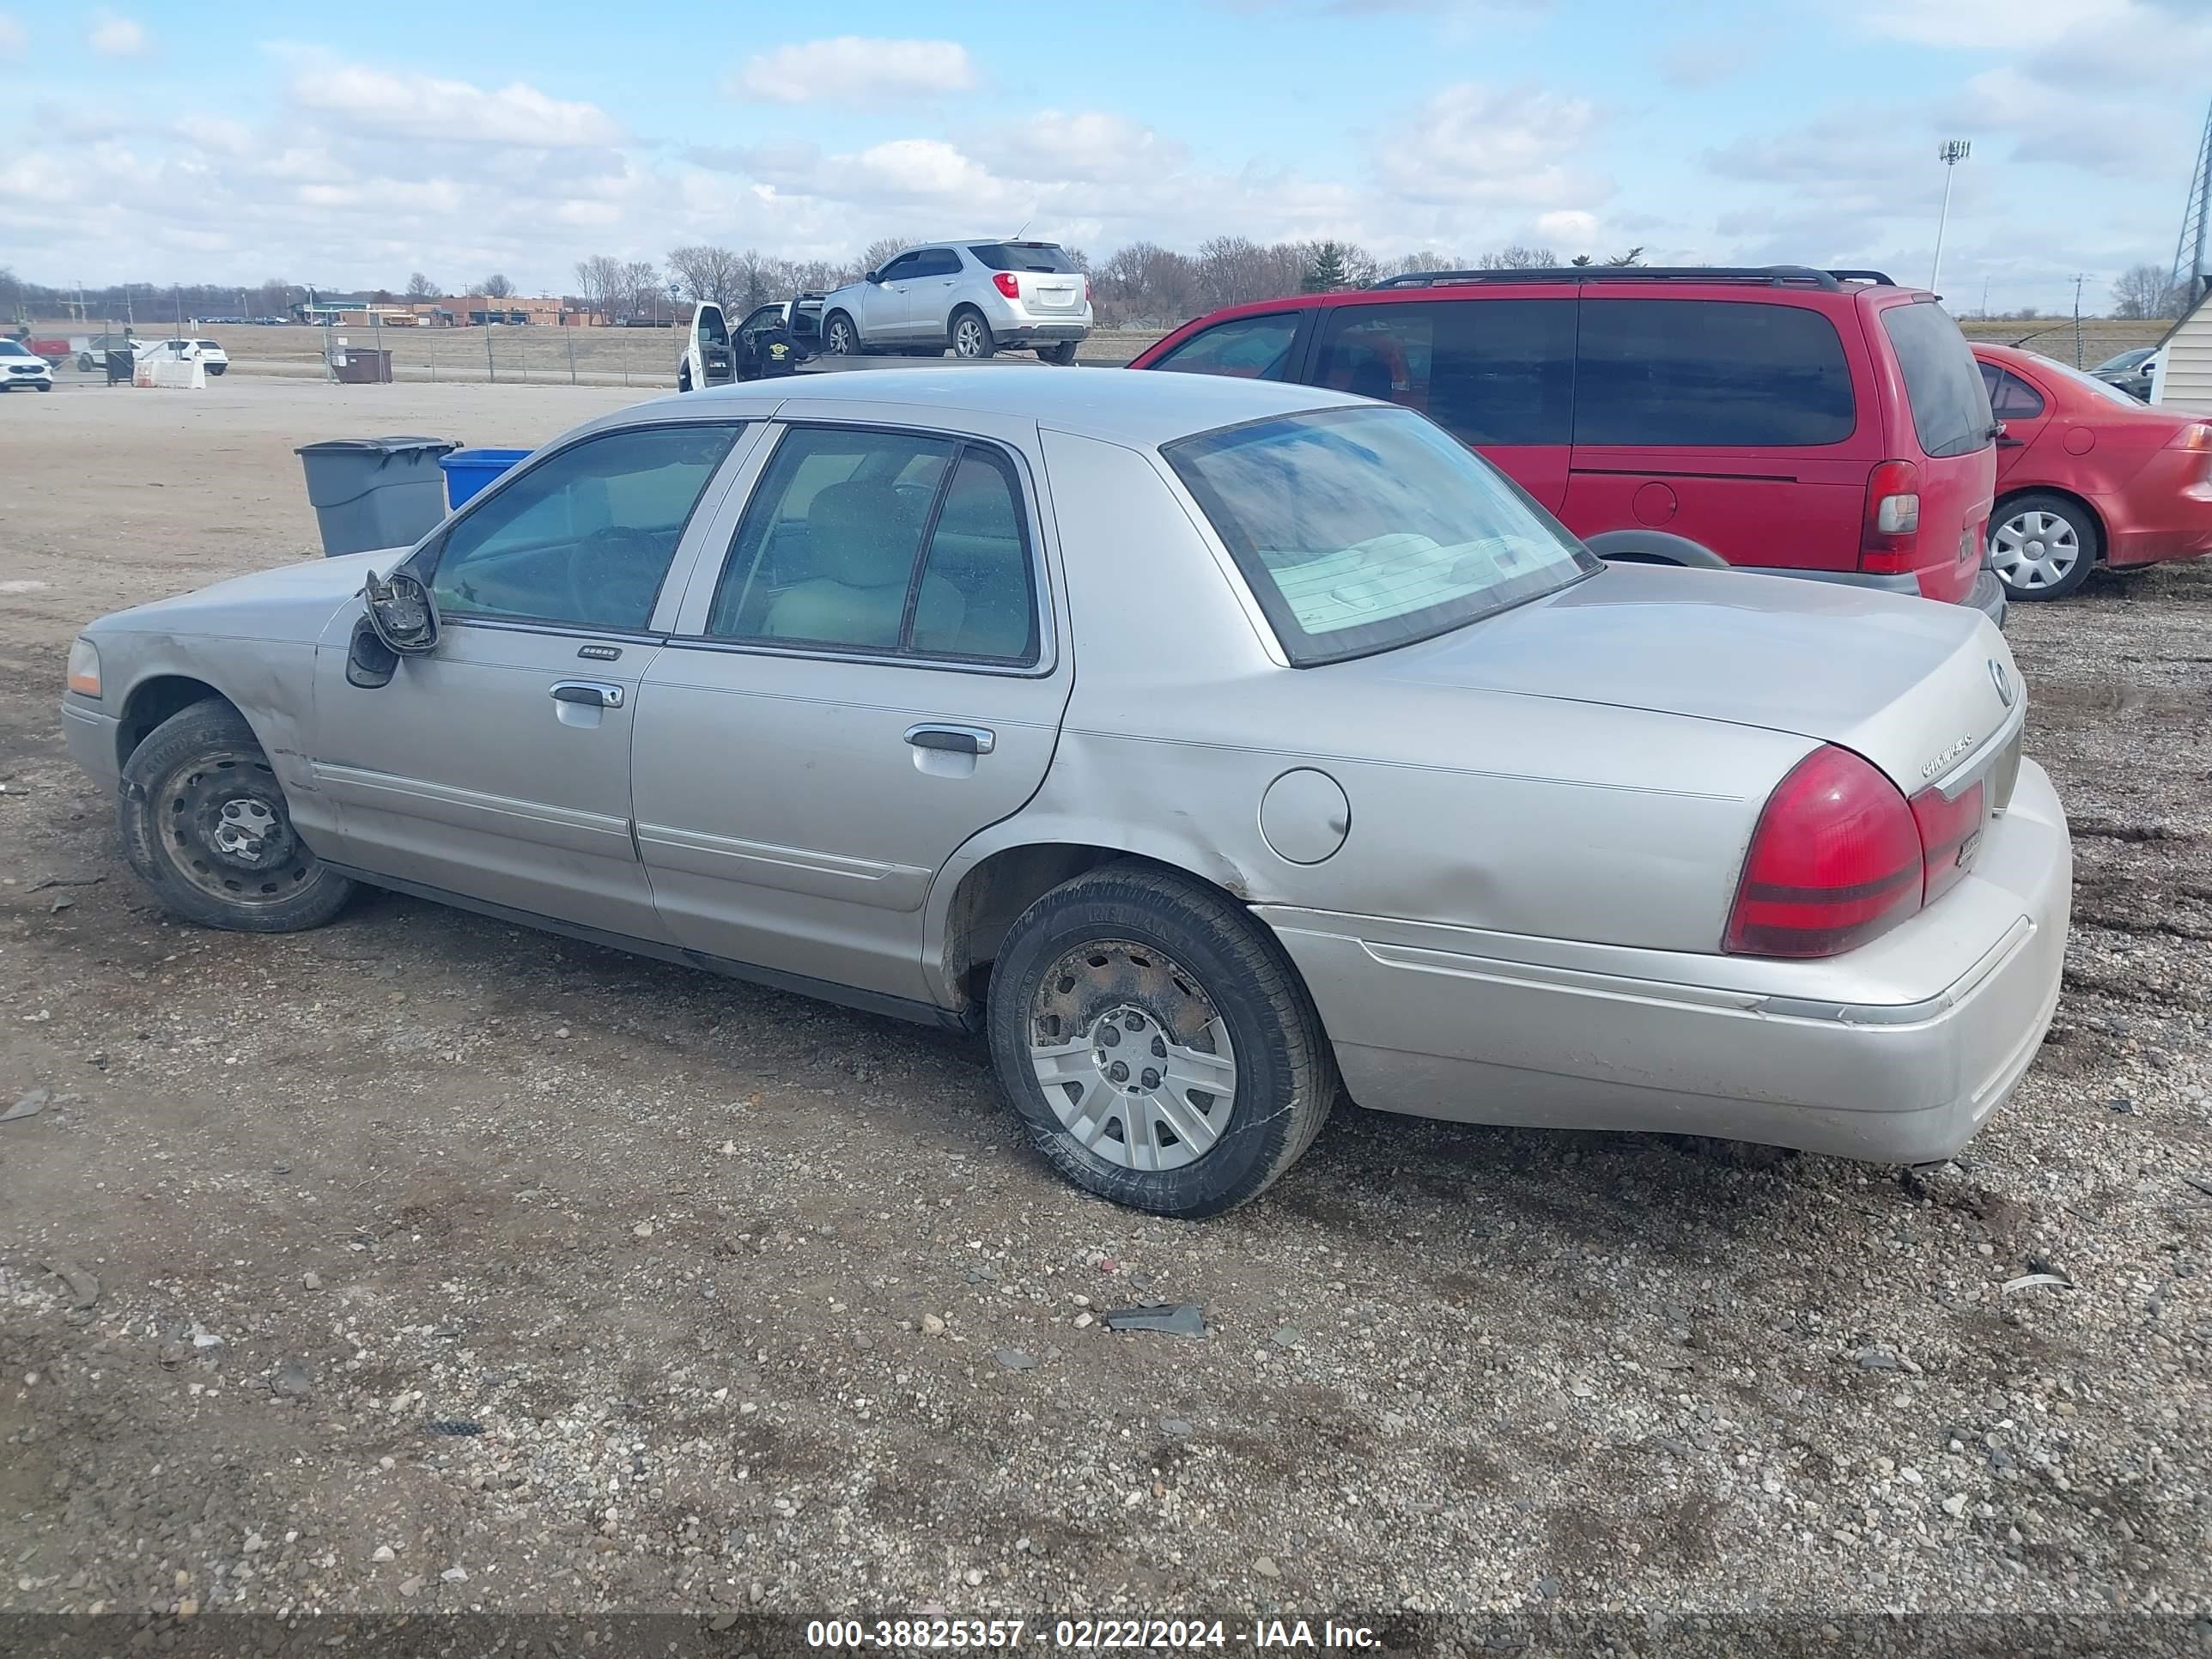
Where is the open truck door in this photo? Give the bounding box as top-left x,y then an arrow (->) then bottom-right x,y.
680,303 -> 733,393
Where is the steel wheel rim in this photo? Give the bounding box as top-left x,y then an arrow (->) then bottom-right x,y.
1990,509 -> 2082,591
953,318 -> 985,357
1027,940 -> 1237,1173
157,752 -> 318,905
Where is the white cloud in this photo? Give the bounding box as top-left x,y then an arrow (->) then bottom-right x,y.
991,111 -> 1188,185
1535,209 -> 1599,248
728,38 -> 976,105
288,60 -> 622,148
88,10 -> 148,56
0,13 -> 26,52
1375,83 -> 1607,209
1862,0 -> 2130,48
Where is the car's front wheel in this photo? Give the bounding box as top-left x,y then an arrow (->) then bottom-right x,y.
824,313 -> 858,356
950,307 -> 995,360
119,701 -> 356,933
1989,492 -> 2099,599
987,864 -> 1338,1218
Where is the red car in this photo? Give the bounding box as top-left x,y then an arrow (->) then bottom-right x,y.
1130,266 -> 2006,623
1972,341 -> 2212,599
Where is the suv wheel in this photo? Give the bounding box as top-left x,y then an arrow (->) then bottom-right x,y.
1041,341 -> 1079,366
950,308 -> 995,361
987,863 -> 1338,1218
119,702 -> 356,933
1989,492 -> 2098,599
824,313 -> 858,356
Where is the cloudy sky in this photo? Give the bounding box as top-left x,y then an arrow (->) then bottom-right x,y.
1,0 -> 2203,313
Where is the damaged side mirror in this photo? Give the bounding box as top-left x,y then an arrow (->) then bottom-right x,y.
348,568 -> 441,689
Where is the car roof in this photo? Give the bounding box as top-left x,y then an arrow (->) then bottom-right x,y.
643,364 -> 1362,448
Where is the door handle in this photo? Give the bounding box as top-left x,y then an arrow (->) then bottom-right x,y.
1996,435 -> 2026,448
906,723 -> 994,756
551,681 -> 623,709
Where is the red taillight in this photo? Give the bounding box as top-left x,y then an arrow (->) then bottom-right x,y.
2166,422 -> 2212,451
1724,746 -> 1923,957
1860,459 -> 1922,575
1726,745 -> 1992,957
993,272 -> 1020,300
1911,777 -> 1984,907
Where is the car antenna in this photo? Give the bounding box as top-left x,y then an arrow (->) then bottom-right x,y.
1009,219 -> 1031,240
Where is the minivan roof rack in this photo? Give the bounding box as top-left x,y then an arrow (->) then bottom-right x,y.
1827,269 -> 1897,285
1370,264 -> 1856,292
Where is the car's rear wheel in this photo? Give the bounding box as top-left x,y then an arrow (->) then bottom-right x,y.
1989,492 -> 2098,599
987,863 -> 1337,1218
1041,341 -> 1079,366
950,307 -> 995,360
824,313 -> 858,356
119,702 -> 355,933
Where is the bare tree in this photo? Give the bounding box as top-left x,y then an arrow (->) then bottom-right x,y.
2112,263 -> 2181,320
618,260 -> 661,322
404,272 -> 439,300
481,273 -> 515,299
859,236 -> 912,278
667,246 -> 745,312
1478,246 -> 1560,270
574,255 -> 622,324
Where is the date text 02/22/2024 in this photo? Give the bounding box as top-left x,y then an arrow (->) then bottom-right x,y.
803,1620 -> 1383,1650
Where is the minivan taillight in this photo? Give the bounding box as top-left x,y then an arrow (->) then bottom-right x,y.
1726,744 -> 1990,957
1860,459 -> 1922,574
993,272 -> 1021,300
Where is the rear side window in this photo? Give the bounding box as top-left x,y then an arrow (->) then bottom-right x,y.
909,248 -> 963,278
1315,300 -> 1573,445
1979,364 -> 2046,420
1151,313 -> 1302,381
968,243 -> 1078,273
1577,300 -> 1855,447
1881,301 -> 1993,459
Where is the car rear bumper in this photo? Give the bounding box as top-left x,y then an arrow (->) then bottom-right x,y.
2100,468 -> 2212,568
1259,758 -> 2070,1164
978,295 -> 1091,343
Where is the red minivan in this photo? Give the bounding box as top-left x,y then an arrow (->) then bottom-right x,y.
1129,266 -> 2007,624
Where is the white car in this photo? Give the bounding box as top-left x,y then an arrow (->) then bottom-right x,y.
818,240 -> 1091,363
0,338 -> 55,391
140,337 -> 230,376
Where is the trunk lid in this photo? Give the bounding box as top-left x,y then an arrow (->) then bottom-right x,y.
1369,562 -> 2022,797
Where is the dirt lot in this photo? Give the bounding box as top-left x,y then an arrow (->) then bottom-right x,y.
0,380 -> 2208,1632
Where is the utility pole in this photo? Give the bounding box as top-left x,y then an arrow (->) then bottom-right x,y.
1979,276 -> 1990,319
1930,139 -> 1971,295
2073,274 -> 2087,369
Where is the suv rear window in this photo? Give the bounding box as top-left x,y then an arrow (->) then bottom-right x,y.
1164,405 -> 1595,666
968,243 -> 1078,273
1576,300 -> 1855,447
1880,301 -> 1992,459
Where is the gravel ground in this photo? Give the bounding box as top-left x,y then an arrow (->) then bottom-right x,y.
0,380 -> 2208,1631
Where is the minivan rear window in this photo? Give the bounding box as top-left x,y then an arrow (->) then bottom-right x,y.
1575,300 -> 1855,447
1881,301 -> 1993,459
968,243 -> 1078,273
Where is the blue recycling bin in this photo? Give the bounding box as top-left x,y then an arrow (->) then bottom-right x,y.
439,447 -> 532,509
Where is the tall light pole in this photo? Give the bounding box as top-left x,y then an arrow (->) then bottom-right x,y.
1930,139 -> 1971,295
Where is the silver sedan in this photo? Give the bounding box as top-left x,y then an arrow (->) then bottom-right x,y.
59,368 -> 2071,1217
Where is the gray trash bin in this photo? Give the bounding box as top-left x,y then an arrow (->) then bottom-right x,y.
295,436 -> 458,558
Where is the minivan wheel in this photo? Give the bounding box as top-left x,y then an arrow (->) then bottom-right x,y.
1989,492 -> 2098,599
824,313 -> 858,356
119,702 -> 355,933
987,864 -> 1337,1218
950,308 -> 996,360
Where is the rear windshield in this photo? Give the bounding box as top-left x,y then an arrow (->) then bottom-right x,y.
195,340 -> 221,350
1881,301 -> 1993,459
1164,405 -> 1597,666
967,242 -> 1078,273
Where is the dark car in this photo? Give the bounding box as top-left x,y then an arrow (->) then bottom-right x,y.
2088,346 -> 2158,403
1130,265 -> 2005,623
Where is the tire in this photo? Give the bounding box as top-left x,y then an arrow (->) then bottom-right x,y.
824,313 -> 858,356
35,382 -> 51,392
119,701 -> 355,933
987,863 -> 1338,1218
1042,341 -> 1079,366
1989,491 -> 2099,599
949,307 -> 995,361
76,352 -> 94,373
678,362 -> 692,393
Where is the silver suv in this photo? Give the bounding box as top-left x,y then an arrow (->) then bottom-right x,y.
819,240 -> 1091,363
